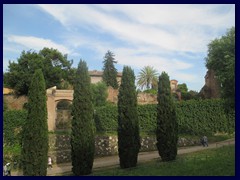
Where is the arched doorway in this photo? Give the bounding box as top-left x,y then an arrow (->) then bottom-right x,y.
55,100 -> 72,130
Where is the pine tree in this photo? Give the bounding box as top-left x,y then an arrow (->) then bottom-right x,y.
117,66 -> 141,168
71,60 -> 95,175
102,50 -> 119,89
22,69 -> 48,176
156,72 -> 178,161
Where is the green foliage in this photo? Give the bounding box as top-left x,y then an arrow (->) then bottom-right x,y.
156,72 -> 178,161
3,97 -> 8,112
3,144 -> 22,168
22,69 -> 48,176
176,99 -> 235,135
137,66 -> 158,90
205,27 -> 235,109
95,104 -> 118,132
94,99 -> 234,136
177,83 -> 188,93
138,105 -> 157,133
117,66 -> 140,168
56,100 -> 72,110
91,82 -> 108,107
4,48 -> 73,96
181,90 -> 200,101
71,60 -> 95,175
143,89 -> 157,95
102,50 -> 119,89
3,110 -> 27,146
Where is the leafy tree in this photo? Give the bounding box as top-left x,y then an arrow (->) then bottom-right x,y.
117,66 -> 141,168
102,50 -> 119,89
91,82 -> 108,107
137,66 -> 158,90
156,72 -> 178,161
4,48 -> 73,96
177,83 -> 188,93
205,27 -> 235,109
71,60 -> 95,175
21,69 -> 48,176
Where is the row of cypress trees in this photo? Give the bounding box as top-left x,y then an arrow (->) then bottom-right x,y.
21,61 -> 178,176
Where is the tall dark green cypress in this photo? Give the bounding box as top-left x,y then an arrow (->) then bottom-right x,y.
102,50 -> 119,89
117,66 -> 140,168
22,69 -> 48,176
71,60 -> 95,175
156,72 -> 178,161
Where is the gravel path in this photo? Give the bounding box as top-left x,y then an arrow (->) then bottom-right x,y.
11,138 -> 235,176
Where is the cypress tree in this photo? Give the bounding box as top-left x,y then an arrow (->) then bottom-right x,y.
117,66 -> 141,168
71,60 -> 95,175
156,72 -> 178,161
22,69 -> 48,176
102,50 -> 119,89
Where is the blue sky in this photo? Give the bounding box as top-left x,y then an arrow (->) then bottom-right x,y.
3,4 -> 235,91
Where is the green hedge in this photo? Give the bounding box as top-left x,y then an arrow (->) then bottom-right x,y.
94,104 -> 118,132
3,110 -> 27,146
95,99 -> 235,135
176,99 -> 235,135
3,99 -> 235,145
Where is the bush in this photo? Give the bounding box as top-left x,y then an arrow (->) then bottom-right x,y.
175,99 -> 235,135
94,99 -> 235,136
3,110 -> 27,146
91,82 -> 108,107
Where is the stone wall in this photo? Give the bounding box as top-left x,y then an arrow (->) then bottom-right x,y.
107,87 -> 157,104
199,69 -> 221,99
48,134 -> 201,164
4,95 -> 28,110
137,93 -> 157,105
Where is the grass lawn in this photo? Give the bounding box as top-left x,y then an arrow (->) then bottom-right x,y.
91,145 -> 235,176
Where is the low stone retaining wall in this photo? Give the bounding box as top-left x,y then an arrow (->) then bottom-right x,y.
48,134 -> 201,164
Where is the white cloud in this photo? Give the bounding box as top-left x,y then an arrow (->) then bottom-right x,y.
4,4 -> 234,91
37,4 -> 235,53
7,35 -> 70,54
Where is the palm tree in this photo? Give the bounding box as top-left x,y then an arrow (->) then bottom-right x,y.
137,66 -> 158,90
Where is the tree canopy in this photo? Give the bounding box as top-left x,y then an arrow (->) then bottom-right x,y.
102,50 -> 119,89
177,83 -> 188,93
205,27 -> 235,109
137,66 -> 158,90
4,47 -> 73,96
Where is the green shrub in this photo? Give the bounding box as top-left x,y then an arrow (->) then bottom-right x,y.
175,99 -> 235,135
94,99 -> 234,135
94,104 -> 118,132
3,110 -> 27,146
91,81 -> 108,107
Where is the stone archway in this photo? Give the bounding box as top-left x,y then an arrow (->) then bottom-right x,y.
47,86 -> 73,131
55,100 -> 72,130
